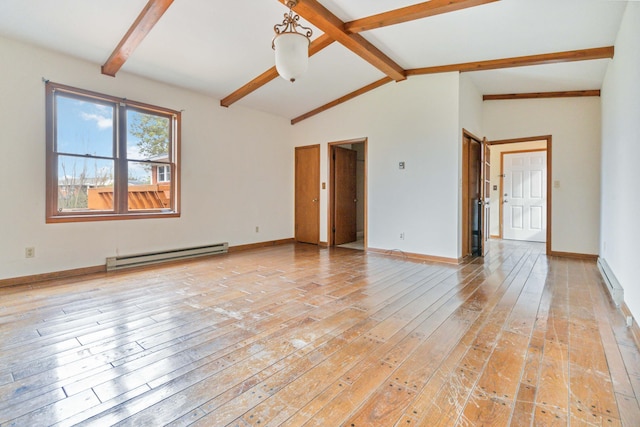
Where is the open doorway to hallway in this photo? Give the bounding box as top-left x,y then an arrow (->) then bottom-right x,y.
488,137 -> 552,254
329,139 -> 367,250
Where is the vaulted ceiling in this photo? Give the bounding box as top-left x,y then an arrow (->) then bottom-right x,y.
0,0 -> 627,123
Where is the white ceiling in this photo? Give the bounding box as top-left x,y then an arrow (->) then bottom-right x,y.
0,0 -> 628,121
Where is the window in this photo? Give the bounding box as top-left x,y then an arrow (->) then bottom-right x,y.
45,82 -> 180,222
157,165 -> 171,183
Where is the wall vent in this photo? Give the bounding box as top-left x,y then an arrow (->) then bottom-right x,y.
106,242 -> 228,271
597,257 -> 623,306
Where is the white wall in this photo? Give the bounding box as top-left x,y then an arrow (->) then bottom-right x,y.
0,36 -> 293,280
488,140 -> 547,236
600,3 -> 640,321
483,97 -> 601,255
459,74 -> 483,138
291,73 -> 462,260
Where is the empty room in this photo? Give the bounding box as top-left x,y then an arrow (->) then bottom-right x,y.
1,0 -> 639,425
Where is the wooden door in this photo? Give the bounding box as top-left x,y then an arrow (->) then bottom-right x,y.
333,146 -> 357,245
503,150 -> 547,242
295,145 -> 320,244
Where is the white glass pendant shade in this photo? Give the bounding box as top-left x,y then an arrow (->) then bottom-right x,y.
273,32 -> 309,83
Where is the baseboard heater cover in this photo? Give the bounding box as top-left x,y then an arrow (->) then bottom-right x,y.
107,242 -> 228,271
597,257 -> 623,306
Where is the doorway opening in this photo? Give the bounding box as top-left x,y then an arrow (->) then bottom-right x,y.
461,130 -> 490,258
329,138 -> 367,250
488,136 -> 552,255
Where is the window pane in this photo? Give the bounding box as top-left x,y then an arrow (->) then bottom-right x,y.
127,161 -> 171,211
157,165 -> 171,183
57,155 -> 114,212
56,95 -> 114,157
127,110 -> 170,162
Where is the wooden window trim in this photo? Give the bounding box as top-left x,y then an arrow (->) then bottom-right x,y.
45,82 -> 181,223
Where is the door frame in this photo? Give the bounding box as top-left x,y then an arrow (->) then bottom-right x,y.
461,129 -> 485,258
489,135 -> 552,255
328,138 -> 368,248
500,148 -> 547,242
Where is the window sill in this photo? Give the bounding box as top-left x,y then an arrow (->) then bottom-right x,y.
46,212 -> 180,224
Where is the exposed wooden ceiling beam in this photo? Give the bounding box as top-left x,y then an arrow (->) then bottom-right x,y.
406,46 -> 614,76
291,77 -> 393,125
282,0 -> 406,82
101,0 -> 174,77
223,0 -> 495,107
483,90 -> 601,101
220,34 -> 334,108
344,0 -> 499,33
292,46 -> 614,125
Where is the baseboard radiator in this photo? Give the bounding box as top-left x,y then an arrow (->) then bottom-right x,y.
597,257 -> 624,306
107,242 -> 228,271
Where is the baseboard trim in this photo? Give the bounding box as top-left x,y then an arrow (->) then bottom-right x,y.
548,250 -> 598,260
318,241 -> 329,248
0,238 -> 296,288
621,303 -> 640,351
228,238 -> 295,253
0,265 -> 106,288
367,247 -> 459,264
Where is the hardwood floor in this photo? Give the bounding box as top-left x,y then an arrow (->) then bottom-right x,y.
1,240 -> 639,426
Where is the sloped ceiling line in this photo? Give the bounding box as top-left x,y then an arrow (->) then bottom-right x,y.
291,77 -> 394,125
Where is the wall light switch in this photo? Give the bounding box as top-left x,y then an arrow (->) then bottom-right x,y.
399,161 -> 405,170
554,180 -> 560,188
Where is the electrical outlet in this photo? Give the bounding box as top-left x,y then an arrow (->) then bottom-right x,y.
255,226 -> 259,233
400,232 -> 405,240
25,247 -> 35,258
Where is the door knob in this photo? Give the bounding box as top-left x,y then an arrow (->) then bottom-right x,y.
503,199 -> 508,203
312,198 -> 318,202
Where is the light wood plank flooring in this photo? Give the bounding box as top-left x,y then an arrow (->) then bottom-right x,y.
1,241 -> 639,426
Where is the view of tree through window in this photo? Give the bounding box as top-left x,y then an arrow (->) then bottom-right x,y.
46,83 -> 180,222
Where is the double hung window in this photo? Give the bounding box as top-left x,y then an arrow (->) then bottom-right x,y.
45,82 -> 180,222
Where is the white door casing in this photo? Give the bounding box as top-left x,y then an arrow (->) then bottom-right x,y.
503,151 -> 547,242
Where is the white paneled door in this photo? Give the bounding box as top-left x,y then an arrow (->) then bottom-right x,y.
503,151 -> 547,242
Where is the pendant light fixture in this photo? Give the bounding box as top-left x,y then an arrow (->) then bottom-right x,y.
272,0 -> 313,83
